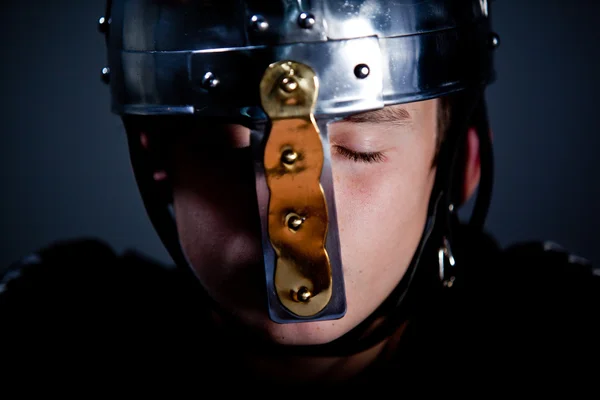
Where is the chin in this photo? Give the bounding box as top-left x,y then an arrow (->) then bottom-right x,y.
257,316 -> 347,346
202,266 -> 352,347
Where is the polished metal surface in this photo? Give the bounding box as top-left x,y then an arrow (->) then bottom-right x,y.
111,36 -> 384,118
98,16 -> 110,33
438,236 -> 456,287
354,64 -> 370,79
281,149 -> 299,165
297,12 -> 316,29
253,60 -> 346,321
201,72 -> 220,89
490,32 -> 501,49
250,116 -> 347,322
110,0 -> 488,50
322,0 -> 486,40
286,213 -> 305,232
106,0 -> 495,118
101,66 -> 111,84
294,287 -> 312,302
250,15 -> 270,33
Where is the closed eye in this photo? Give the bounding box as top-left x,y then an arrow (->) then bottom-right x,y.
333,145 -> 385,163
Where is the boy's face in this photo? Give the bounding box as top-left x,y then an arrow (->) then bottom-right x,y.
169,99 -> 439,345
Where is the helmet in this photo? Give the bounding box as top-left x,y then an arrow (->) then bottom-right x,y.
99,0 -> 498,351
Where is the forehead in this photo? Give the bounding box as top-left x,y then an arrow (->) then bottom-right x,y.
339,99 -> 438,125
131,99 -> 438,137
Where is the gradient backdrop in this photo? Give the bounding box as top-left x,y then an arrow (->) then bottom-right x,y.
1,0 -> 599,272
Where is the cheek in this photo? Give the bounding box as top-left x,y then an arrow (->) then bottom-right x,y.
331,148 -> 436,320
170,153 -> 266,313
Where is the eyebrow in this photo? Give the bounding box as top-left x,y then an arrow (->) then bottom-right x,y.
341,106 -> 412,125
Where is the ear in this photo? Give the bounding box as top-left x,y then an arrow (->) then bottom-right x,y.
461,127 -> 483,204
140,132 -> 168,182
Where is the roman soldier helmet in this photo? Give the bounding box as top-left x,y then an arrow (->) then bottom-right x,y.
98,0 -> 498,351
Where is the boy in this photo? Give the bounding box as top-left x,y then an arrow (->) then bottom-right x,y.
2,0 -> 598,388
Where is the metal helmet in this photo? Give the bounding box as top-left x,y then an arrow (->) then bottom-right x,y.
99,0 -> 497,337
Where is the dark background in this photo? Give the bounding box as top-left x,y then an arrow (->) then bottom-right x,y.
1,0 -> 598,272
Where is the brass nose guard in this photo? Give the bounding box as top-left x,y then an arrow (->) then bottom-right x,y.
259,61 -> 333,317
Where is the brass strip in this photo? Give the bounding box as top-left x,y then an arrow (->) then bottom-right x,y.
260,61 -> 332,316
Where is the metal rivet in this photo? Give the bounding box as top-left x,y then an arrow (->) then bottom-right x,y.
298,12 -> 316,29
250,15 -> 269,32
281,149 -> 298,165
286,213 -> 305,232
354,64 -> 370,79
279,76 -> 298,93
490,33 -> 500,49
443,276 -> 455,288
98,16 -> 110,33
202,72 -> 220,89
101,67 -> 111,84
292,286 -> 312,302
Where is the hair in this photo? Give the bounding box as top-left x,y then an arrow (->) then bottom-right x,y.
434,95 -> 453,167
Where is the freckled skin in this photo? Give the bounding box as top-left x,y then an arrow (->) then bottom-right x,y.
170,99 -> 438,346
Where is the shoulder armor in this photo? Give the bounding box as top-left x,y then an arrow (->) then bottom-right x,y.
1,238 -> 117,296
498,240 -> 599,311
503,240 -> 595,274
